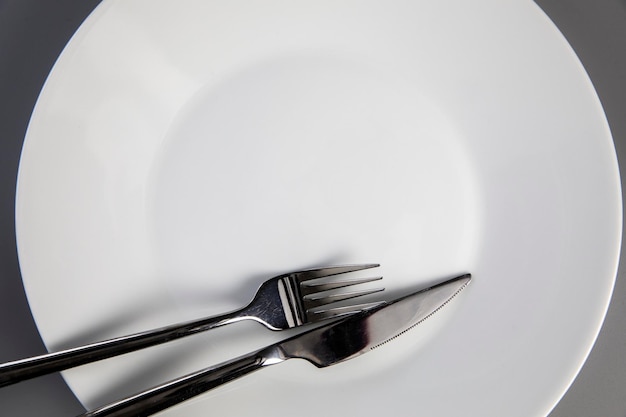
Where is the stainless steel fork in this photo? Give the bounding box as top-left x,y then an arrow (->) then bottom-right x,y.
0,264 -> 383,387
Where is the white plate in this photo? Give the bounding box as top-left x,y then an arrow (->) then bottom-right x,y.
15,0 -> 621,416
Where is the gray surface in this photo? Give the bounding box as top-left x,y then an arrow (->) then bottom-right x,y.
0,1 -> 624,415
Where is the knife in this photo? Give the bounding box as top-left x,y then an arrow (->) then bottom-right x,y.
81,273 -> 471,417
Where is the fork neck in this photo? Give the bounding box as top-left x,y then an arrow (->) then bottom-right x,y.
182,306 -> 254,334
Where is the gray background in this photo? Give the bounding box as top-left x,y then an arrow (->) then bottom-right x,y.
0,1 -> 624,415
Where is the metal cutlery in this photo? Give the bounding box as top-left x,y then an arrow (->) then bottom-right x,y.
0,264 -> 383,387
81,274 -> 471,417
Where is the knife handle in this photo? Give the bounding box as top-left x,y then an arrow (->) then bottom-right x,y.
79,346 -> 282,417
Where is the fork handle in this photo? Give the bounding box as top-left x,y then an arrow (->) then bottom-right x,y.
80,346 -> 281,417
0,309 -> 248,388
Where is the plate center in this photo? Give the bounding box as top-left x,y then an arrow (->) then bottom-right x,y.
149,53 -> 480,315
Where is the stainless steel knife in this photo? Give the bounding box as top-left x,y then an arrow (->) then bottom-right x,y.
82,273 -> 471,417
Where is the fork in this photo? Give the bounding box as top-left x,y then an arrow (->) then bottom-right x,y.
0,264 -> 383,387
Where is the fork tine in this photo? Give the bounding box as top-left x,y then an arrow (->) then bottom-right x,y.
303,287 -> 384,309
299,276 -> 383,296
295,263 -> 379,282
308,301 -> 386,320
